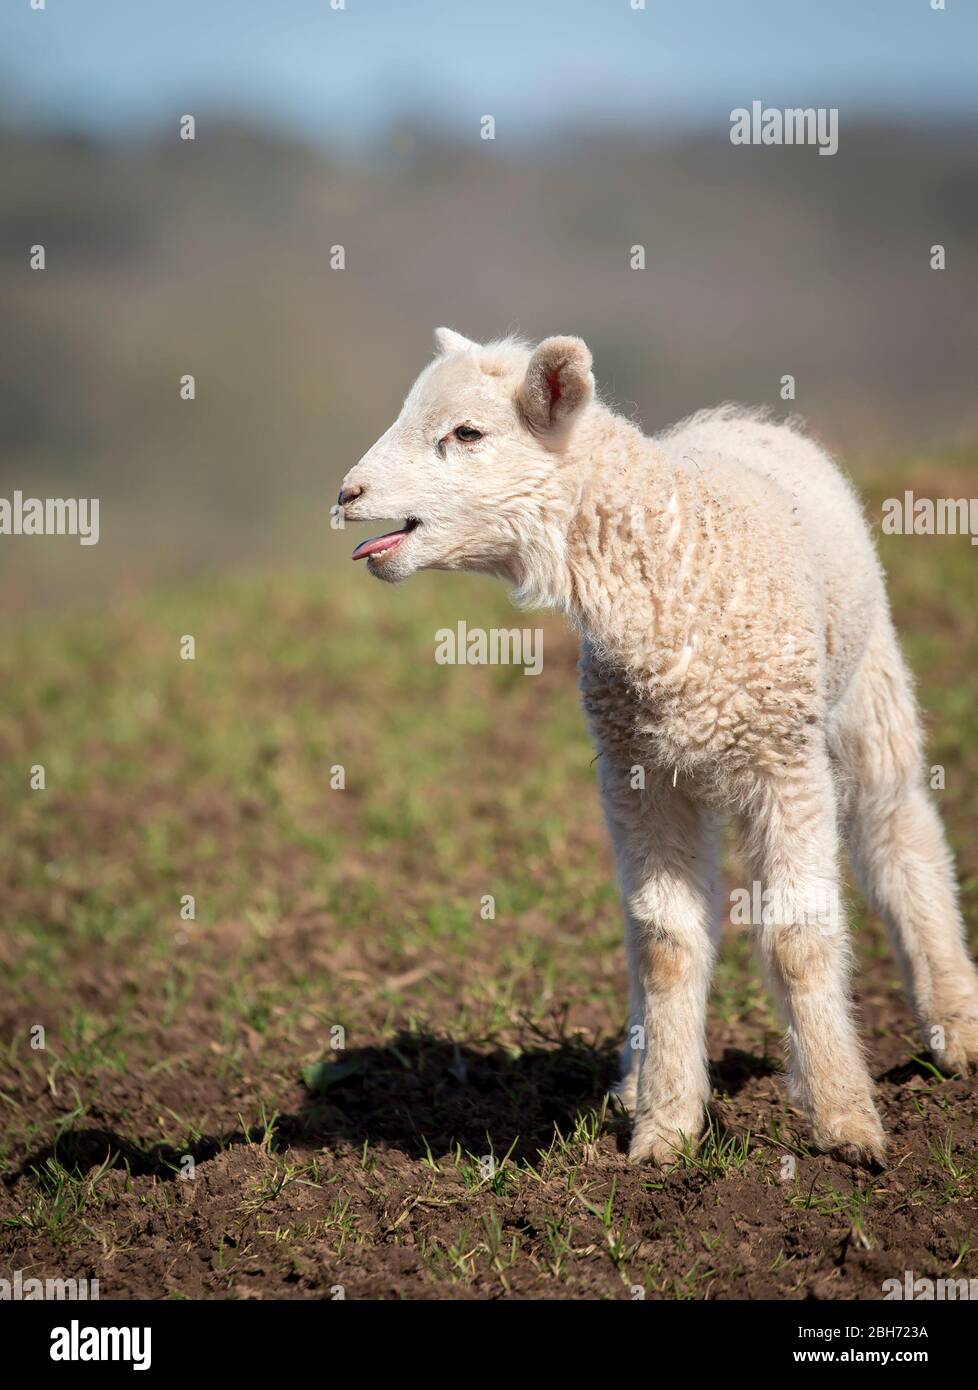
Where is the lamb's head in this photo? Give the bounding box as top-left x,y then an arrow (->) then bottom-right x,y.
338,328 -> 594,584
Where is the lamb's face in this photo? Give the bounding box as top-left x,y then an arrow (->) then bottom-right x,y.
338,329 -> 593,583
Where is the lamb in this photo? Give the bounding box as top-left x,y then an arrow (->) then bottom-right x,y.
338,327 -> 978,1166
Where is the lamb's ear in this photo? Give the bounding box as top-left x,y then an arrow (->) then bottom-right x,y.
434,326 -> 476,355
518,336 -> 594,436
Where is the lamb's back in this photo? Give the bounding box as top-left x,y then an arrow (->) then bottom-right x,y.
654,407 -> 886,702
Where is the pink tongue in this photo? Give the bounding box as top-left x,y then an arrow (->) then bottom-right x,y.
351,528 -> 407,561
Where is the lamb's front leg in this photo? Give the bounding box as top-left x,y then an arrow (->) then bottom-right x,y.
600,762 -> 720,1165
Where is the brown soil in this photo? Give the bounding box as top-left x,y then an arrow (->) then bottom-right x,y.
3,977 -> 976,1300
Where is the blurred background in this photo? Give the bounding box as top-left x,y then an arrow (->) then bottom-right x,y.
1,0 -> 977,606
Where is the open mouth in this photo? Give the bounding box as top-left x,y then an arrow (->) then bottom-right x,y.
351,516 -> 421,562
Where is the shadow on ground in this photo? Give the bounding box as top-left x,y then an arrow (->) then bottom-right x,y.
7,1034 -> 781,1185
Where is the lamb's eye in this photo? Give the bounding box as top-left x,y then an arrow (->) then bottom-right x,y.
454,425 -> 483,443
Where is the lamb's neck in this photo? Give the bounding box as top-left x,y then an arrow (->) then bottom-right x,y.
511,403 -> 682,630
506,487 -> 580,613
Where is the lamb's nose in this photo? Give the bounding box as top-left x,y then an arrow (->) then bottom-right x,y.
337,484 -> 364,508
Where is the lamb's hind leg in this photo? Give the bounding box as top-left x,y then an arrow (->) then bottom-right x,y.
738,748 -> 885,1164
832,625 -> 978,1071
599,760 -> 720,1165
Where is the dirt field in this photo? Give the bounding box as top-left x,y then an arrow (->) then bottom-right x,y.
2,460 -> 977,1300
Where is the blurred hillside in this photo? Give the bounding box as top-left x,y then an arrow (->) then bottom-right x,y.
1,120 -> 977,607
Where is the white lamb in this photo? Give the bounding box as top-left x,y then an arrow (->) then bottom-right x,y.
338,328 -> 978,1166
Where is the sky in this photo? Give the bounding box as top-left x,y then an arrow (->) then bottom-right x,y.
3,0 -> 976,147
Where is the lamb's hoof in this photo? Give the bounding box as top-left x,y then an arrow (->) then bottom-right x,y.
814,1109 -> 886,1171
931,1010 -> 978,1074
831,1140 -> 885,1173
627,1117 -> 701,1168
628,1134 -> 680,1168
